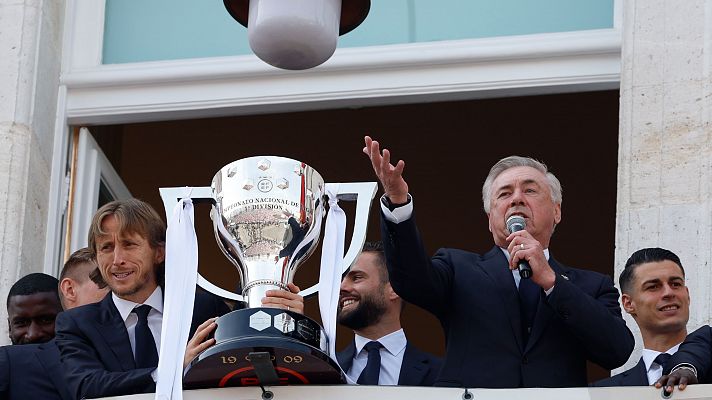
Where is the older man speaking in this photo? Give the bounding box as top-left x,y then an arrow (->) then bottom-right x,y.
363,136 -> 633,388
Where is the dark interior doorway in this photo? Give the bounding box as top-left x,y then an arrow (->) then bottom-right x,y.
90,89 -> 619,381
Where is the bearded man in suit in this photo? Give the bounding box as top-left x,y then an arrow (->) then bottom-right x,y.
337,241 -> 441,386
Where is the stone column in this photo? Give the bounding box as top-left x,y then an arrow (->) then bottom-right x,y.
0,0 -> 64,344
616,0 -> 712,369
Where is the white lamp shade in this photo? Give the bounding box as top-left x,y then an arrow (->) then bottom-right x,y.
248,0 -> 342,70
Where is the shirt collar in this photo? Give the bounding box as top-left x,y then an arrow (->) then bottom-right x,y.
641,344 -> 681,372
354,329 -> 406,357
112,286 -> 163,323
499,247 -> 550,262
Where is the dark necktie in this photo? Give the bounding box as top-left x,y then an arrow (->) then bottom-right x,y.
133,304 -> 159,368
654,353 -> 672,370
518,277 -> 540,343
357,341 -> 383,385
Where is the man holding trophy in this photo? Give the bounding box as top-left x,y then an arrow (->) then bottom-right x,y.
362,136 -> 634,387
154,156 -> 376,390
337,241 -> 442,386
54,199 -> 304,399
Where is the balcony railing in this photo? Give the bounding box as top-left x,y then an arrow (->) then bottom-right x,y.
98,383 -> 712,400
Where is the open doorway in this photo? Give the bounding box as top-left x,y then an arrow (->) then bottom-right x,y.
81,89 -> 619,380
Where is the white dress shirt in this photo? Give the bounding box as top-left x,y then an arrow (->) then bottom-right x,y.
346,329 -> 407,385
641,344 -> 680,385
379,194 -> 414,224
112,286 -> 163,358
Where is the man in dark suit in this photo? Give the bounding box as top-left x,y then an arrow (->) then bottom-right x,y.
0,247 -> 110,400
55,199 -> 305,399
593,248 -> 690,387
0,341 -> 72,400
57,247 -> 109,310
362,136 -> 634,388
336,241 -> 441,386
6,273 -> 62,345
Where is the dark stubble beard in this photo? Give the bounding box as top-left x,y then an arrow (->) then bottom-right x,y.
105,269 -> 154,299
337,291 -> 388,330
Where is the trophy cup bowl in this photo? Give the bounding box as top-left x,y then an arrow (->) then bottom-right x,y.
182,156 -> 344,388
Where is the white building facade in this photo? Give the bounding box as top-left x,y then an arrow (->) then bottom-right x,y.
0,0 -> 709,376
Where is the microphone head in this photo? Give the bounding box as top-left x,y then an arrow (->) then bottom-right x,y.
506,215 -> 526,234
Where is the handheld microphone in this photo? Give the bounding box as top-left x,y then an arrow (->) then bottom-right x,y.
506,215 -> 532,279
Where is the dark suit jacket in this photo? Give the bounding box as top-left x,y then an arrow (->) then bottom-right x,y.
337,341 -> 442,386
0,339 -> 73,400
592,358 -> 648,386
381,214 -> 634,388
664,325 -> 712,383
55,291 -> 230,399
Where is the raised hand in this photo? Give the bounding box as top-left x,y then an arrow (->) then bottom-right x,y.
363,136 -> 409,203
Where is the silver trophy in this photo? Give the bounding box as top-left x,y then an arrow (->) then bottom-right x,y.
160,156 -> 376,388
212,157 -> 325,307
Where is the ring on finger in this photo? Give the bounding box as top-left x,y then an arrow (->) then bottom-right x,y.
520,243 -> 525,250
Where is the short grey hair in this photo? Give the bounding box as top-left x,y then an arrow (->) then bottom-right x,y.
481,156 -> 563,213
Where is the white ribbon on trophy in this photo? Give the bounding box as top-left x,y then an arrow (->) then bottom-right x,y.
319,186 -> 345,359
318,186 -> 357,384
156,197 -> 199,400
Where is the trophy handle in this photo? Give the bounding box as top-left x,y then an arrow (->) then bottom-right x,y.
298,182 -> 378,298
160,182 -> 378,301
159,186 -> 246,302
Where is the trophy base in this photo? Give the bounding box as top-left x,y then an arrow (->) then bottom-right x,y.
184,308 -> 344,388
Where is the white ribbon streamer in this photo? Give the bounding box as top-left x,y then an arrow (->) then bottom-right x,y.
156,198 -> 199,400
318,187 -> 346,363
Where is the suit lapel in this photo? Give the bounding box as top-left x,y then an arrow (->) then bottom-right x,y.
337,342 -> 356,374
478,247 -> 524,351
622,358 -> 649,386
398,343 -> 428,386
36,340 -> 73,400
96,294 -> 137,371
524,256 -> 566,353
